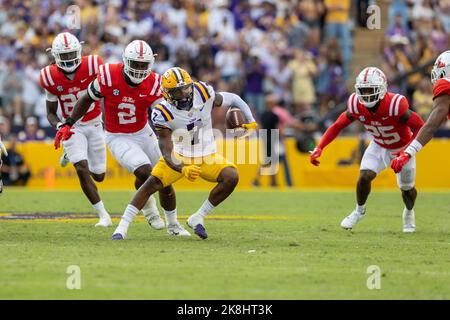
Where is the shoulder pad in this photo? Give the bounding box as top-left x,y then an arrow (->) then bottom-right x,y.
346,93 -> 360,114
388,93 -> 406,116
98,63 -> 113,87
194,81 -> 213,103
153,103 -> 174,122
40,65 -> 56,88
87,55 -> 101,76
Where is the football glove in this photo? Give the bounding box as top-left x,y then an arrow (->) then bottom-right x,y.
182,165 -> 202,182
390,150 -> 411,173
54,124 -> 74,149
241,121 -> 258,131
309,147 -> 322,166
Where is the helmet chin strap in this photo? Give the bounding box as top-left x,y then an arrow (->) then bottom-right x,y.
364,102 -> 377,108
364,97 -> 384,109
59,62 -> 80,75
129,76 -> 143,84
123,70 -> 142,86
61,63 -> 80,74
123,62 -> 150,85
357,95 -> 379,108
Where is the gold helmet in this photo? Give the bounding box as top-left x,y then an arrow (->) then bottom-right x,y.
161,67 -> 194,110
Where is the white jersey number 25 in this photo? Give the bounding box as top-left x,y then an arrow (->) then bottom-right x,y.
364,125 -> 401,145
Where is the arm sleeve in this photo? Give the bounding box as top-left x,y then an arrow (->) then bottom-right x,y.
87,78 -> 103,101
45,89 -> 58,102
39,68 -> 52,92
219,92 -> 255,123
317,112 -> 353,149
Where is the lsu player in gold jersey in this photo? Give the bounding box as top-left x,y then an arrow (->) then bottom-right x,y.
112,67 -> 257,239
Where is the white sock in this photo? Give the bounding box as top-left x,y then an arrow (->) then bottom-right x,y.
356,204 -> 366,214
164,208 -> 178,225
117,204 -> 139,233
93,201 -> 108,218
404,208 -> 414,214
196,199 -> 215,218
142,195 -> 159,218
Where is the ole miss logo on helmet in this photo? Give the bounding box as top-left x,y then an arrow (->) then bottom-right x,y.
436,59 -> 446,68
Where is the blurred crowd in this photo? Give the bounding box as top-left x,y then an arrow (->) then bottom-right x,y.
0,0 -> 360,142
0,0 -> 449,186
383,0 -> 449,123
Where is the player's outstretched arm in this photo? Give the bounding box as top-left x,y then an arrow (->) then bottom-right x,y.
405,95 -> 450,156
53,90 -> 96,149
214,92 -> 257,129
157,128 -> 201,181
53,93 -> 92,149
70,93 -> 95,124
63,79 -> 103,126
54,78 -> 103,149
310,111 -> 354,166
391,97 -> 448,173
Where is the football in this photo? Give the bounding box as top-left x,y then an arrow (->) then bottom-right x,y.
226,107 -> 246,129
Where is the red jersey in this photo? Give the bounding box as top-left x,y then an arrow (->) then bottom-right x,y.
432,77 -> 450,120
346,92 -> 413,149
40,55 -> 103,122
93,63 -> 162,134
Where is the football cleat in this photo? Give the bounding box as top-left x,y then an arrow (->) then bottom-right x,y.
111,232 -> 127,240
193,224 -> 208,240
167,223 -> 191,236
95,214 -> 112,227
402,208 -> 416,233
147,213 -> 165,230
142,195 -> 165,230
60,153 -> 70,168
187,214 -> 208,239
340,210 -> 365,230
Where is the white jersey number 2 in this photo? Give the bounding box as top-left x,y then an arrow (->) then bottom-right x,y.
364,125 -> 401,145
118,103 -> 137,124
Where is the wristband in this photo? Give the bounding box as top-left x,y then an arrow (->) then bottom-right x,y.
404,139 -> 422,157
56,122 -> 63,129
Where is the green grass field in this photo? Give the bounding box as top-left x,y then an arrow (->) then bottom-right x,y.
0,189 -> 449,299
